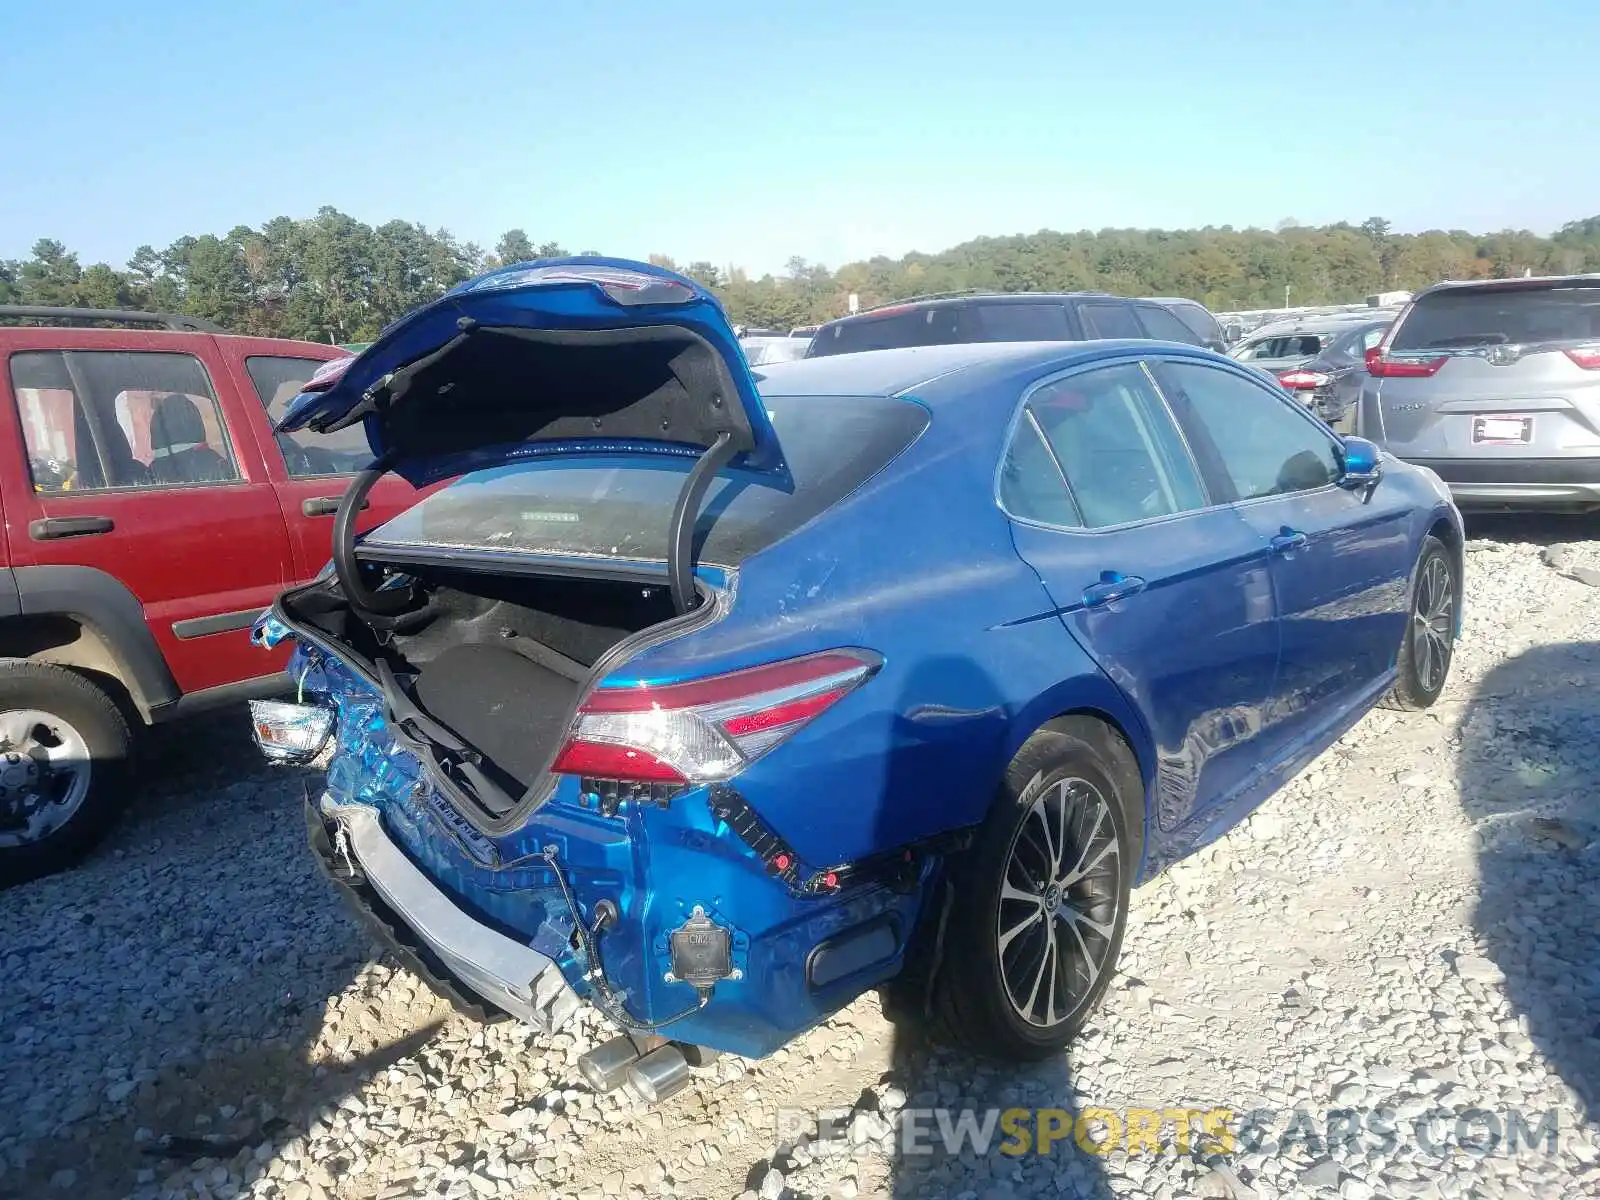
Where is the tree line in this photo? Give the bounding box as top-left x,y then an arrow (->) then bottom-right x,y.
4,207 -> 1599,343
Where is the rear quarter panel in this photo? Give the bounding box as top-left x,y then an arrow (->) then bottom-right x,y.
612,384 -> 1156,869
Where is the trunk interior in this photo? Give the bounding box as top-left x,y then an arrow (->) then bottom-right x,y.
282,563 -> 679,808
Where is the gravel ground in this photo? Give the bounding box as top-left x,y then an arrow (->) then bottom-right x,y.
4,517 -> 1600,1200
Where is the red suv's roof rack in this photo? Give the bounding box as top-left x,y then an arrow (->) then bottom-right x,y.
0,305 -> 224,333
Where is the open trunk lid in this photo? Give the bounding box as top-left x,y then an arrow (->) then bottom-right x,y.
277,258 -> 787,487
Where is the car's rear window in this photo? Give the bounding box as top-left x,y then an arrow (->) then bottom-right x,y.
1390,282 -> 1600,351
363,393 -> 929,567
809,302 -> 1071,357
1237,333 -> 1330,361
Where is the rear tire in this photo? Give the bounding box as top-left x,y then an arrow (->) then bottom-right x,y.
0,660 -> 133,887
912,720 -> 1140,1060
1386,535 -> 1457,711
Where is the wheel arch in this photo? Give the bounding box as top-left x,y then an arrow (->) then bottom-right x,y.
1006,677 -> 1157,882
4,565 -> 179,722
1424,510 -> 1465,637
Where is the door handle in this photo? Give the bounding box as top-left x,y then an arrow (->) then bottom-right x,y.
302,497 -> 369,517
1271,527 -> 1309,555
1082,572 -> 1147,609
29,515 -> 114,541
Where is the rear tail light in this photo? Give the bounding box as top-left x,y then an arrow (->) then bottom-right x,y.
1365,348 -> 1448,378
1276,370 -> 1331,390
1564,345 -> 1600,370
550,650 -> 880,785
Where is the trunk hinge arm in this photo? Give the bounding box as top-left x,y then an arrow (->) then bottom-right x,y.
667,431 -> 738,615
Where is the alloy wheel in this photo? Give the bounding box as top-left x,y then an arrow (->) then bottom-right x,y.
1412,554 -> 1454,693
996,776 -> 1124,1029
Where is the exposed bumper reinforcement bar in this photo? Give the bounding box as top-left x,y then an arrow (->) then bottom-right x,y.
309,795 -> 580,1034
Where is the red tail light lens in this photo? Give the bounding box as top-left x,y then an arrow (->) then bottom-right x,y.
1276,370 -> 1331,390
550,650 -> 880,784
1366,352 -> 1448,378
1564,346 -> 1600,370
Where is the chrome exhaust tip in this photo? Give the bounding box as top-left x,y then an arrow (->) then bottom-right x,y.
626,1044 -> 691,1104
578,1034 -> 646,1093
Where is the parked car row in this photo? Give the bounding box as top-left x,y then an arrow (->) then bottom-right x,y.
797,274 -> 1600,515
737,334 -> 812,366
1228,310 -> 1400,431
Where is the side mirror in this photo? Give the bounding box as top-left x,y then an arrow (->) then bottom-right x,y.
1338,435 -> 1383,490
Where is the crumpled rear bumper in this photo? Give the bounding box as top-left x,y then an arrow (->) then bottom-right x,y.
305,793 -> 579,1033
270,626 -> 928,1059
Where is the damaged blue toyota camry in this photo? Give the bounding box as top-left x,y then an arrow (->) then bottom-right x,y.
250,258 -> 1463,1102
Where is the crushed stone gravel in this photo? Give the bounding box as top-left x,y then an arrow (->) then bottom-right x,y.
3,516 -> 1599,1199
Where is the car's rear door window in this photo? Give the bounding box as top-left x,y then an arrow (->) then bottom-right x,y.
364,393 -> 930,566
246,355 -> 372,477
8,350 -> 240,492
1154,361 -> 1341,500
809,308 -> 956,356
1389,282 -> 1600,351
998,412 -> 1082,527
1001,361 -> 1206,528
964,303 -> 1072,342
1134,304 -> 1204,345
1079,302 -> 1145,340
1170,302 -> 1224,346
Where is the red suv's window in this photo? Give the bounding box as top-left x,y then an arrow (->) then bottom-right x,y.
245,355 -> 371,478
10,350 -> 240,492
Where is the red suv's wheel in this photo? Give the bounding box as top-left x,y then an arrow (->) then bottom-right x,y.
0,660 -> 132,886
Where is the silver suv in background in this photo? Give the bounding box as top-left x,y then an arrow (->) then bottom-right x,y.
1356,276 -> 1600,512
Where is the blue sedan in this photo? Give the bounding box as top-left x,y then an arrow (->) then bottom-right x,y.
250,259 -> 1462,1100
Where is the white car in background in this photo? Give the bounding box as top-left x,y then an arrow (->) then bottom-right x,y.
740,335 -> 812,366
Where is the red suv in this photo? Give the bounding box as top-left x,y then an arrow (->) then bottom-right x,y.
0,306 -> 425,881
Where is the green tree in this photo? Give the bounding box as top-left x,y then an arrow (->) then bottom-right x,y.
494,229 -> 536,266
18,239 -> 82,306
10,206 -> 1600,337
684,261 -> 723,288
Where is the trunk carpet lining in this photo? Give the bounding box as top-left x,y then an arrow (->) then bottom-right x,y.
412,644 -> 580,792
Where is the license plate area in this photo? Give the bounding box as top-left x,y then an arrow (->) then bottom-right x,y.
1472,415 -> 1533,445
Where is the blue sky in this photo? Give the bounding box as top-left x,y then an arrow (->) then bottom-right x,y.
2,0 -> 1597,277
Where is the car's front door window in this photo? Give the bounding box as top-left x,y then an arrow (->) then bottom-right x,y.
1134,304 -> 1203,345
9,350 -> 240,491
1153,361 -> 1342,501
